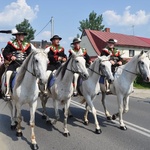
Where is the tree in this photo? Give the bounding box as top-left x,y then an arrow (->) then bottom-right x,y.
15,19 -> 36,42
78,11 -> 105,32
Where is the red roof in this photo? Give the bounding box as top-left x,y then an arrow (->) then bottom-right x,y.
83,29 -> 150,55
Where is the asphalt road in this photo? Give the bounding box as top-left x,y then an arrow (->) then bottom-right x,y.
0,94 -> 150,150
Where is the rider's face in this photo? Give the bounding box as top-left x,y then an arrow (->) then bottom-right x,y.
52,39 -> 60,46
108,43 -> 114,49
16,34 -> 25,42
74,42 -> 80,49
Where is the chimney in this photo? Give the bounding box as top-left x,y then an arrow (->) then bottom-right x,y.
104,28 -> 110,32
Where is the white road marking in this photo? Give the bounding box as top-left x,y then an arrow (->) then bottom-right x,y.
71,100 -> 150,138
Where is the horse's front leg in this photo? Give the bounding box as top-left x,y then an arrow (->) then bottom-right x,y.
39,92 -> 50,123
16,102 -> 23,137
101,91 -> 112,120
51,99 -> 59,124
29,100 -> 39,150
116,94 -> 127,130
8,101 -> 18,130
123,96 -> 129,114
85,95 -> 102,134
63,99 -> 71,137
84,102 -> 90,125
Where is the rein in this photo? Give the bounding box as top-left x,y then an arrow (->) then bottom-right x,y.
14,60 -> 36,77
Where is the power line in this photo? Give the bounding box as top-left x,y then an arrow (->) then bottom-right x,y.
35,20 -> 51,37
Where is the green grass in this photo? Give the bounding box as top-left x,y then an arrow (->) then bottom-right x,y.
134,83 -> 150,89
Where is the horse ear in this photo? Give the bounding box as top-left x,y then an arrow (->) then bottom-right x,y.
70,50 -> 76,57
98,56 -> 102,62
30,43 -> 37,52
138,50 -> 144,57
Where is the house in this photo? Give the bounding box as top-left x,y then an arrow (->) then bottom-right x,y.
31,40 -> 51,49
80,28 -> 150,60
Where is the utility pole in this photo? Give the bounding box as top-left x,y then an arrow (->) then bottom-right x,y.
132,25 -> 135,36
51,16 -> 54,37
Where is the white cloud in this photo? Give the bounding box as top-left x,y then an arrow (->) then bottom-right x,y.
40,31 -> 51,40
0,0 -> 39,28
103,6 -> 150,26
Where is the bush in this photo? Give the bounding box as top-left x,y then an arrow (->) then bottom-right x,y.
134,75 -> 150,89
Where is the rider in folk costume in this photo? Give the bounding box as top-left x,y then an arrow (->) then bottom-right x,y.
101,38 -> 123,93
101,38 -> 123,74
69,38 -> 92,96
3,29 -> 31,100
45,35 -> 67,71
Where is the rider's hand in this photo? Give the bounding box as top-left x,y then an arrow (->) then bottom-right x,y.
62,58 -> 67,62
117,61 -> 122,66
58,57 -> 62,61
110,60 -> 115,65
11,56 -> 16,61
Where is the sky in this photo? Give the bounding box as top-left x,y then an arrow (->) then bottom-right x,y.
0,0 -> 150,54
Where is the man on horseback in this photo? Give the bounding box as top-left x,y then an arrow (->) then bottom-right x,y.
45,35 -> 67,71
69,37 -> 92,96
101,38 -> 122,74
101,38 -> 123,94
2,29 -> 31,100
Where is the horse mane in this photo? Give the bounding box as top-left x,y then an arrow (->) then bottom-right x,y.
15,51 -> 35,88
89,58 -> 99,75
55,56 -> 72,80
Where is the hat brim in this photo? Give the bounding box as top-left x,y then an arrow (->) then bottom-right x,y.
12,32 -> 27,36
107,41 -> 115,44
50,37 -> 62,41
71,41 -> 81,45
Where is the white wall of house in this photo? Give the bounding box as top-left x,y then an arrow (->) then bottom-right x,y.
80,35 -> 98,56
117,46 -> 150,58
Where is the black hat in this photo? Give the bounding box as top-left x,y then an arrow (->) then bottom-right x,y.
71,38 -> 81,45
107,38 -> 117,44
11,29 -> 27,36
50,35 -> 62,41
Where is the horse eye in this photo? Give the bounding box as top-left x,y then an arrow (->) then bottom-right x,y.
75,60 -> 79,63
35,59 -> 38,63
141,62 -> 144,65
101,65 -> 105,68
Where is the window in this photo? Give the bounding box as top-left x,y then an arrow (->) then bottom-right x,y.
129,50 -> 135,57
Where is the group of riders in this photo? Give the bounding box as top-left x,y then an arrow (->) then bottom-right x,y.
0,29 -> 123,101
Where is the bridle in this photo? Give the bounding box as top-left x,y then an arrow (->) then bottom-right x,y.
89,59 -> 111,78
66,56 -> 85,74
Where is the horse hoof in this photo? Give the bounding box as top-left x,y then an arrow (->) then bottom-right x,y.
31,144 -> 39,150
83,121 -> 89,125
95,129 -> 102,134
112,114 -> 117,120
107,116 -> 112,120
46,120 -> 51,124
16,131 -> 23,137
42,115 -> 46,119
120,126 -> 127,130
63,132 -> 70,137
11,125 -> 17,130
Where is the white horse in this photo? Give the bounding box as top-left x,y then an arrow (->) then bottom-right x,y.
98,51 -> 150,130
10,50 -> 48,150
76,55 -> 114,134
41,53 -> 89,137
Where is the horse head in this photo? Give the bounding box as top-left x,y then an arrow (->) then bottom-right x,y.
71,52 -> 89,80
98,55 -> 114,83
32,49 -> 48,84
137,50 -> 150,82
